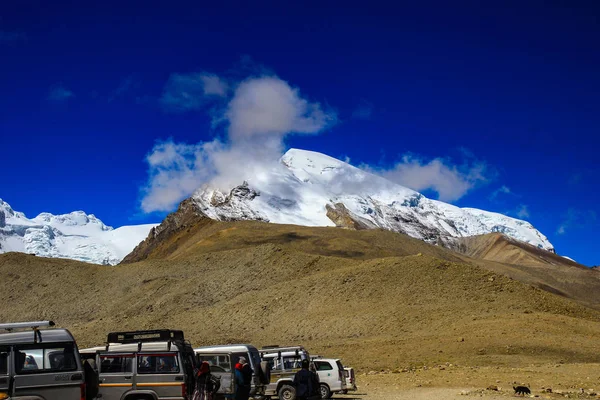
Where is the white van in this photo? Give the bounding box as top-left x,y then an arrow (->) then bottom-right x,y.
312,358 -> 346,399
194,344 -> 268,398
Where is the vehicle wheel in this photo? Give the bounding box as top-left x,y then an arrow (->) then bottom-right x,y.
278,384 -> 296,400
319,383 -> 331,399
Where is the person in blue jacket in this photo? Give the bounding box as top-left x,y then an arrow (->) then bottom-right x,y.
234,356 -> 253,400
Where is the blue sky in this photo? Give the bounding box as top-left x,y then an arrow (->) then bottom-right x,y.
1,1 -> 598,265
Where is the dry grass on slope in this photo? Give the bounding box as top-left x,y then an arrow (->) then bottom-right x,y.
2,221 -> 600,373
453,233 -> 600,311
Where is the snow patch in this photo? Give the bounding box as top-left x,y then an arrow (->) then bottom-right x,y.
192,148 -> 555,252
0,198 -> 157,265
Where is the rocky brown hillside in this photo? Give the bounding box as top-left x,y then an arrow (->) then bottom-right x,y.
2,218 -> 600,373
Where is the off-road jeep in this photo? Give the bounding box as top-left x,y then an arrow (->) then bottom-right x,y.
259,346 -> 311,400
79,329 -> 196,400
0,320 -> 88,400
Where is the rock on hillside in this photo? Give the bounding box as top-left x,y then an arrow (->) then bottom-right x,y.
121,198 -> 212,263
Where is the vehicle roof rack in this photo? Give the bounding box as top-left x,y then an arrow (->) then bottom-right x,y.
260,345 -> 305,352
107,329 -> 184,345
0,321 -> 55,332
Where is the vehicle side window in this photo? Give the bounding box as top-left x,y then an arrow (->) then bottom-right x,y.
0,348 -> 8,375
137,354 -> 180,374
99,355 -> 133,374
315,361 -> 333,371
197,355 -> 231,372
15,345 -> 78,374
282,356 -> 301,369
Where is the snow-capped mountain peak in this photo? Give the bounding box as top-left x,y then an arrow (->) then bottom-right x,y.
192,148 -> 554,252
0,199 -> 157,265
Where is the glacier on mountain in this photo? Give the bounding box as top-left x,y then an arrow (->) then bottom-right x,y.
192,148 -> 554,252
0,199 -> 157,265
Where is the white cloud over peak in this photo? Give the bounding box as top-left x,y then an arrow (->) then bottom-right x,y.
516,204 -> 530,218
226,77 -> 335,140
160,72 -> 228,112
557,208 -> 597,235
141,74 -> 336,213
377,153 -> 492,202
490,185 -> 512,200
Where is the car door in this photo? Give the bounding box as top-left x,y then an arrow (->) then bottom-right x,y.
315,361 -> 337,390
197,353 -> 233,395
134,352 -> 185,398
97,352 -> 134,400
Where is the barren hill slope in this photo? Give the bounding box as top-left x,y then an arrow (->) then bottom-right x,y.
449,233 -> 600,310
3,220 -> 600,373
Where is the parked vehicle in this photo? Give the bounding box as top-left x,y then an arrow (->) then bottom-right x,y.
311,358 -> 346,399
0,320 -> 90,400
194,344 -> 268,399
342,367 -> 357,393
79,329 -> 196,400
259,345 -> 311,400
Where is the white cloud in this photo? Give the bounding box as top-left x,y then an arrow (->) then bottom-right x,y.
47,85 -> 74,102
141,75 -> 336,213
200,74 -> 228,96
160,72 -> 228,112
516,204 -> 530,218
226,77 -> 335,140
490,185 -> 511,200
378,154 -> 492,202
557,208 -> 597,235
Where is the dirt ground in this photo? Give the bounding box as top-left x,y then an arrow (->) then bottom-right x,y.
335,363 -> 600,399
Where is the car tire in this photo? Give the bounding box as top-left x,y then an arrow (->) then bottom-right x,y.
278,384 -> 296,400
319,383 -> 331,399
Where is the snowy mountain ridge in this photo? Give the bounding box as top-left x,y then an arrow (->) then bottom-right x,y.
0,199 -> 157,265
192,148 -> 554,252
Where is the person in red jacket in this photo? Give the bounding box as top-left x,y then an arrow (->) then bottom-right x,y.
193,361 -> 220,400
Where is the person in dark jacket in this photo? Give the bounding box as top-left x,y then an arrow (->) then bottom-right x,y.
293,359 -> 319,400
234,356 -> 253,400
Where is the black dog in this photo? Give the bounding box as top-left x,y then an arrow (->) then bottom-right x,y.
513,385 -> 531,396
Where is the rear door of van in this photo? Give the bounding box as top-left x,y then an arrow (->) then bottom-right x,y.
97,352 -> 134,400
134,352 -> 186,398
197,353 -> 233,396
